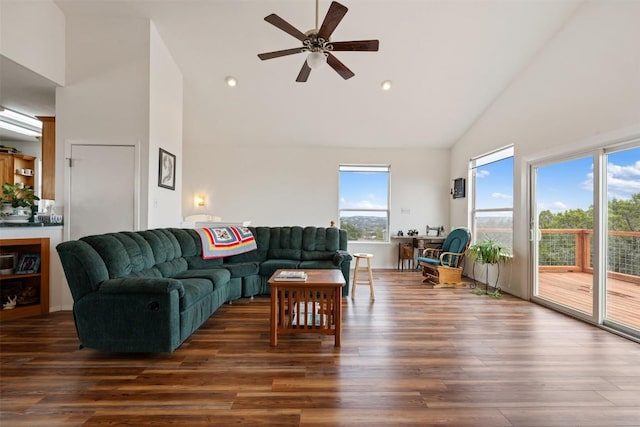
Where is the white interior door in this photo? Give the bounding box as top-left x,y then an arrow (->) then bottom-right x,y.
68,144 -> 136,240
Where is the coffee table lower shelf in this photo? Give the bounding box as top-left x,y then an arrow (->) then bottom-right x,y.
269,269 -> 345,347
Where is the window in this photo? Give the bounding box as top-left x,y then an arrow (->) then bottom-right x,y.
471,146 -> 514,252
339,165 -> 390,242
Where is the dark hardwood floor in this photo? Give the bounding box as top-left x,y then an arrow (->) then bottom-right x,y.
2,270 -> 640,426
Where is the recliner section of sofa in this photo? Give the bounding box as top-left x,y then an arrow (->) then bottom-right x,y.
56,226 -> 351,353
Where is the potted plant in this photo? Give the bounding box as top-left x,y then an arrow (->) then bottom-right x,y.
467,238 -> 509,297
1,182 -> 40,221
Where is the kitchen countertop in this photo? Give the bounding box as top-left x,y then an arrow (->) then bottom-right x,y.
0,222 -> 63,228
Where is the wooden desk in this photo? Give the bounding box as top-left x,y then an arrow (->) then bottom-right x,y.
269,269 -> 345,347
391,235 -> 445,270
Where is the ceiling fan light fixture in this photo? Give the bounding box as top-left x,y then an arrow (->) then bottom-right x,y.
225,76 -> 237,87
381,80 -> 392,91
306,51 -> 326,69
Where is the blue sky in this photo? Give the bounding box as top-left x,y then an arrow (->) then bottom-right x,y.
475,157 -> 514,210
339,170 -> 388,216
535,147 -> 640,213
338,147 -> 640,216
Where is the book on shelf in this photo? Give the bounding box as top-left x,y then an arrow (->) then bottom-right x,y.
291,302 -> 326,326
291,313 -> 327,327
274,270 -> 307,281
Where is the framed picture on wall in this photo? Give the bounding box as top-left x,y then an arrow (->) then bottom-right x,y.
16,254 -> 40,274
158,148 -> 176,190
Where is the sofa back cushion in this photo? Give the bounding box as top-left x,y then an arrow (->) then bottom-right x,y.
80,234 -> 135,279
267,226 -> 302,260
301,226 -> 339,261
138,229 -> 188,277
224,226 -> 270,264
177,228 -> 224,269
339,228 -> 348,251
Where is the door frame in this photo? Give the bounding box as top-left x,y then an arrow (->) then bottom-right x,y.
64,141 -> 141,242
527,135 -> 640,338
528,149 -> 602,325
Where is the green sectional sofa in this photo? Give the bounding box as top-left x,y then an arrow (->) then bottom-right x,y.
56,226 -> 351,353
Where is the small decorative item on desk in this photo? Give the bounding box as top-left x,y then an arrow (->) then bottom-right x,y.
397,230 -> 404,236
425,225 -> 445,237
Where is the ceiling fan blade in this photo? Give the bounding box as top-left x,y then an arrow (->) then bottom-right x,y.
331,40 -> 379,52
296,61 -> 312,82
258,48 -> 304,60
326,53 -> 354,80
317,2 -> 348,41
264,14 -> 307,42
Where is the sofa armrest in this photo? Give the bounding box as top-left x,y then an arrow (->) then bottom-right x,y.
98,277 -> 184,297
333,250 -> 353,266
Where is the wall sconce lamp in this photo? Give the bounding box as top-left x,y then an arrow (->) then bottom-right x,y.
195,195 -> 206,207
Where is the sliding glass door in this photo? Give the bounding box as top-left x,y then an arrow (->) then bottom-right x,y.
531,142 -> 640,339
604,146 -> 640,334
532,155 -> 595,317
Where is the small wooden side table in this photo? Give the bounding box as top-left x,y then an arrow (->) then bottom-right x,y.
268,269 -> 345,347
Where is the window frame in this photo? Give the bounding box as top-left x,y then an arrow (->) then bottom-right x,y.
470,146 -> 514,251
338,164 -> 391,243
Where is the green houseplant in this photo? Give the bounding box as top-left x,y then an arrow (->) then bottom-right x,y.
1,182 -> 40,220
467,238 -> 509,297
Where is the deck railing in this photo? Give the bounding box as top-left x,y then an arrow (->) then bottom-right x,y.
539,229 -> 640,285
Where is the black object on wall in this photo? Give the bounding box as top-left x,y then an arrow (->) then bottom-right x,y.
452,178 -> 465,199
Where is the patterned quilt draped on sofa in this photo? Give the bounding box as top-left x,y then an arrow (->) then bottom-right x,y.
195,226 -> 257,259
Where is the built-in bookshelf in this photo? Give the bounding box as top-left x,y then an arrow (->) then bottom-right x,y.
0,238 -> 49,321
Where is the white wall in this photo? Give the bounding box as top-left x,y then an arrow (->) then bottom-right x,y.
56,15 -> 151,228
0,0 -> 65,85
147,22 -> 183,228
182,144 -> 451,268
450,0 -> 640,298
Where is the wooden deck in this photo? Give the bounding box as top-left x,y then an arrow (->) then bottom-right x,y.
538,271 -> 640,330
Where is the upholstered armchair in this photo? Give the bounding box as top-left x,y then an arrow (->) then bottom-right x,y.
417,227 -> 471,287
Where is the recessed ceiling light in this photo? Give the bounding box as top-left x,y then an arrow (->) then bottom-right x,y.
225,76 -> 237,87
381,80 -> 392,91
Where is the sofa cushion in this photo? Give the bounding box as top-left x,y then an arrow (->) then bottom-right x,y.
224,226 -> 270,263
168,228 -> 199,257
174,268 -> 231,290
184,255 -> 224,269
178,278 -> 214,311
111,232 -> 155,273
259,259 -> 300,278
302,226 -> 339,251
267,227 -> 302,260
222,262 -> 260,278
139,229 -> 182,264
156,258 -> 189,278
298,260 -> 338,270
81,234 -> 132,279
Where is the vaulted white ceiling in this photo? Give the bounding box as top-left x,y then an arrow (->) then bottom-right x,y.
8,0 -> 582,148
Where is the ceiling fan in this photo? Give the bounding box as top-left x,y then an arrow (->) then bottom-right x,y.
257,0 -> 379,82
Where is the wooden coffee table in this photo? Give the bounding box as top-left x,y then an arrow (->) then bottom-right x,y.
268,269 -> 345,347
